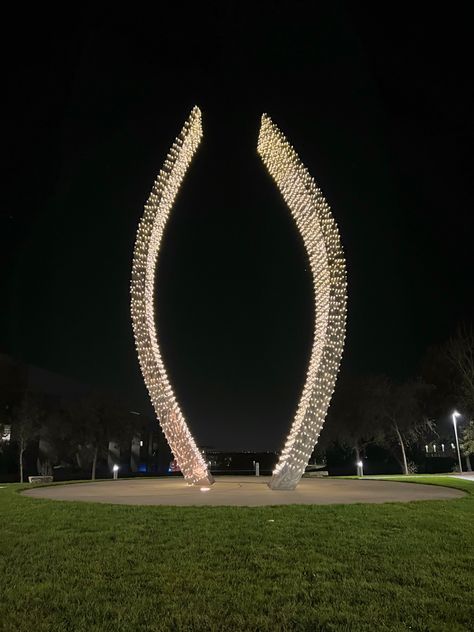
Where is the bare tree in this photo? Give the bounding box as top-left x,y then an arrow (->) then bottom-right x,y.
460,419 -> 474,471
418,328 -> 474,471
69,396 -> 107,480
420,343 -> 458,419
70,394 -> 138,479
368,377 -> 435,475
445,324 -> 474,416
37,397 -> 77,475
11,394 -> 43,483
321,376 -> 383,463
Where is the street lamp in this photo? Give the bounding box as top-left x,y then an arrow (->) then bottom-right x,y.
356,460 -> 364,477
452,411 -> 463,473
113,464 -> 120,480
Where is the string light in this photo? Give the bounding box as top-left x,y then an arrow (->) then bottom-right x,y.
130,106 -> 213,486
131,107 -> 346,491
257,114 -> 347,490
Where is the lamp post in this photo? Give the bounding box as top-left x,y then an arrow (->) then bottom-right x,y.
356,460 -> 364,477
452,411 -> 463,473
113,464 -> 119,480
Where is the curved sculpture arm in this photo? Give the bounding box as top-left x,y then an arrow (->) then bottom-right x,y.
258,114 -> 347,490
131,106 -> 213,486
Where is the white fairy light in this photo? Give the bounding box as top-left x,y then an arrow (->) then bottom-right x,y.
257,114 -> 347,490
130,106 -> 213,486
131,108 -> 346,491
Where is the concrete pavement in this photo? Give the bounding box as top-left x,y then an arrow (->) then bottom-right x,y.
22,475 -> 465,506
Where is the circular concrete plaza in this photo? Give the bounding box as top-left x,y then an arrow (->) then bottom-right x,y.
22,475 -> 465,506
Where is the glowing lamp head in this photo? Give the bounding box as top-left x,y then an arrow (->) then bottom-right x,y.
113,464 -> 119,472
356,461 -> 363,468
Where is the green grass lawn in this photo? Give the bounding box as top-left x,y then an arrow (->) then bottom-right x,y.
1,477 -> 473,631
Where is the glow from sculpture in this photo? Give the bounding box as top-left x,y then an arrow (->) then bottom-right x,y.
258,114 -> 347,490
130,106 -> 213,486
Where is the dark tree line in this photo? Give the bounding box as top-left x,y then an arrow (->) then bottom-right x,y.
320,324 -> 474,474
3,325 -> 473,480
321,375 -> 434,475
4,392 -> 143,482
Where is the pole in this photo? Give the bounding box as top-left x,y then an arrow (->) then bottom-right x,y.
453,414 -> 463,473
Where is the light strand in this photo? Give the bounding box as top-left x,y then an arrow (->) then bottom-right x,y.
258,114 -> 347,490
130,106 -> 213,486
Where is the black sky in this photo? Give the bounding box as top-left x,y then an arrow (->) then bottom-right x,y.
2,3 -> 473,450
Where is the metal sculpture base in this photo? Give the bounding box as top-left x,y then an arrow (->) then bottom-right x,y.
268,465 -> 299,490
194,473 -> 215,487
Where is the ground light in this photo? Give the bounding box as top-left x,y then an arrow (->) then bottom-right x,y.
452,411 -> 463,473
356,461 -> 364,477
113,464 -> 119,480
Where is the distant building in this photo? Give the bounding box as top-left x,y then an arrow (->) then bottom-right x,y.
424,440 -> 456,458
1,425 -> 11,443
0,354 -> 172,481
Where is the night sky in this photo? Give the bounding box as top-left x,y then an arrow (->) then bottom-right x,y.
2,5 -> 472,450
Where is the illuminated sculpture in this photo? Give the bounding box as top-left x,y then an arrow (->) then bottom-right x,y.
131,107 -> 346,489
258,115 -> 346,490
131,107 -> 212,486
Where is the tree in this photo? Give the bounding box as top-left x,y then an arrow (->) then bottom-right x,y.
367,376 -> 435,475
70,393 -> 139,479
69,395 -> 108,480
11,394 -> 43,482
321,375 -> 383,463
421,327 -> 474,471
420,343 -> 458,419
444,324 -> 474,416
36,397 -> 78,475
460,419 -> 474,471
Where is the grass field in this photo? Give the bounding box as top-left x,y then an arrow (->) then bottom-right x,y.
1,477 -> 473,631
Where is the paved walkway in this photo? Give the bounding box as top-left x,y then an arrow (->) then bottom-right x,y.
22,476 -> 465,506
452,472 -> 474,481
